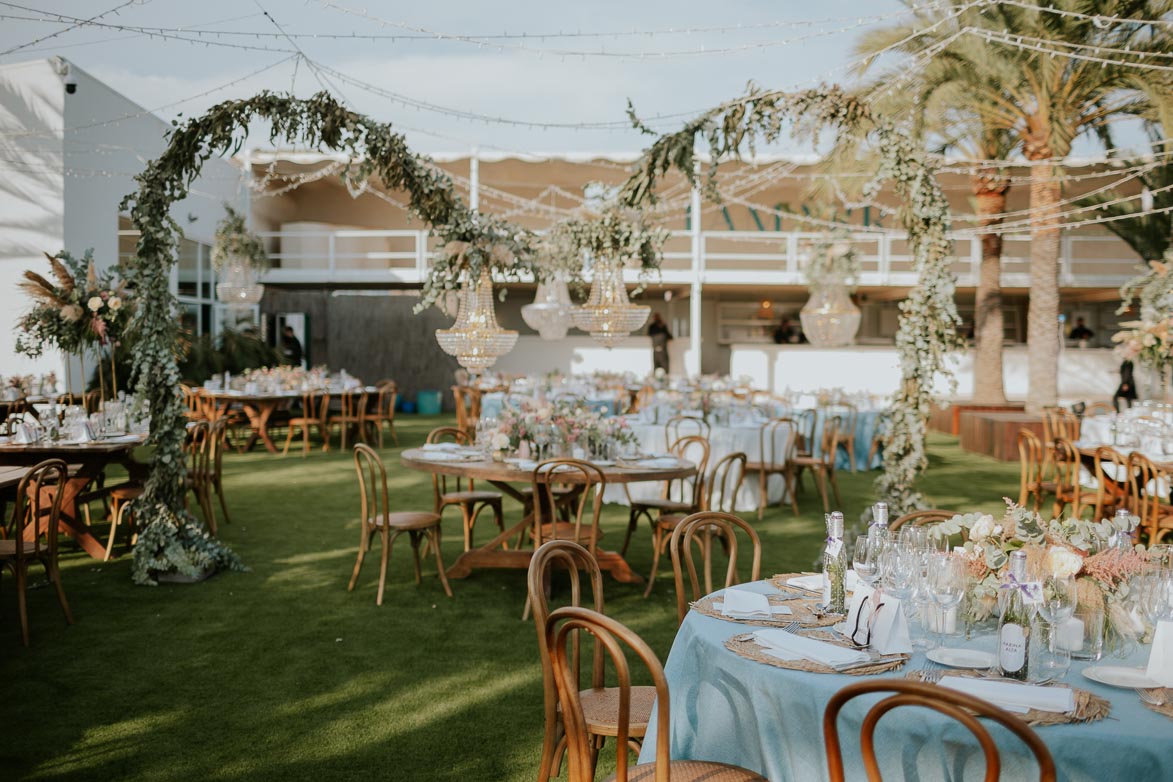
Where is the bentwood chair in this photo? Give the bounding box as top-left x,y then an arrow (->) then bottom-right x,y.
208,417 -> 232,526
826,402 -> 859,472
531,459 -> 607,554
426,427 -> 504,551
1051,438 -> 1097,520
451,385 -> 482,438
180,384 -> 204,421
0,459 -> 74,646
368,381 -> 399,447
1016,429 -> 1055,511
1091,445 -> 1130,521
824,680 -> 1056,782
644,451 -> 748,598
283,390 -> 331,457
790,416 -> 844,513
528,541 -> 657,782
1128,452 -> 1173,544
669,511 -> 762,626
621,435 -> 711,558
890,510 -> 964,541
186,421 -> 218,535
348,444 -> 452,605
1086,401 -> 1115,417
1040,408 -> 1080,481
546,606 -> 765,782
744,418 -> 799,519
330,389 -> 370,451
665,415 -> 710,445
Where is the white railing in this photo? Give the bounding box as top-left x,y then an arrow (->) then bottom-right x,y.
258,228 -> 1143,289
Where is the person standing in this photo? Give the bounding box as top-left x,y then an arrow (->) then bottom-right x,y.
647,313 -> 672,374
772,317 -> 794,344
281,325 -> 304,367
1113,359 -> 1137,412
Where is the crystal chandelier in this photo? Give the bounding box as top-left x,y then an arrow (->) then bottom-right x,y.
435,267 -> 518,370
571,257 -> 649,348
521,276 -> 574,340
216,259 -> 264,308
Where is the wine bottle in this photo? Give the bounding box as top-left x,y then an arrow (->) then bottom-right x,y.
998,550 -> 1032,681
822,511 -> 848,613
869,502 -> 890,545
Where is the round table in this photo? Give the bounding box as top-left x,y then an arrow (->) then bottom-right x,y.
640,579 -> 1173,781
400,448 -> 695,584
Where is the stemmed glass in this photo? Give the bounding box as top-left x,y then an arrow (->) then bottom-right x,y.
1036,573 -> 1077,682
928,553 -> 968,649
533,425 -> 551,462
853,536 -> 882,590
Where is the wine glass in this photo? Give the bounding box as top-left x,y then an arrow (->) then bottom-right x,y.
853,536 -> 881,589
1036,574 -> 1077,681
928,553 -> 968,649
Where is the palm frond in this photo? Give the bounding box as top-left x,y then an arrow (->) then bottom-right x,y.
18,271 -> 65,306
44,252 -> 76,294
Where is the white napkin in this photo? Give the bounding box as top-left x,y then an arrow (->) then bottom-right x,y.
418,451 -> 461,461
716,589 -> 782,619
787,571 -> 860,593
1146,620 -> 1173,687
712,601 -> 793,619
510,459 -> 538,471
939,676 -> 1075,714
422,442 -> 459,452
753,628 -> 870,666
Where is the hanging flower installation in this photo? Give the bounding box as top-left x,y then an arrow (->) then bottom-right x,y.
1113,250 -> 1173,397
212,204 -> 267,308
800,228 -> 862,348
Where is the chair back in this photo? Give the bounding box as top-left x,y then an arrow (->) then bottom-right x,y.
180,384 -> 203,420
1092,445 -> 1130,517
1044,407 -> 1080,442
669,511 -> 762,624
824,679 -> 1056,782
545,606 -> 671,782
532,459 -> 606,554
6,459 -> 67,560
665,415 -> 710,445
302,390 -> 331,423
759,418 -> 798,470
1128,451 -> 1171,542
1051,437 -> 1084,509
665,434 -> 711,509
1086,401 -> 1114,416
353,443 -> 389,530
339,389 -> 368,421
426,426 -> 474,501
1016,429 -> 1044,506
817,416 -> 842,467
451,386 -> 482,435
376,382 -> 398,420
890,509 -> 963,540
208,417 -> 230,482
704,451 -> 747,513
187,421 -> 214,488
83,389 -> 101,414
826,402 -> 858,437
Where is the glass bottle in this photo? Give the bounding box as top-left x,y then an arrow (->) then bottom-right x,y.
822,511 -> 848,613
998,550 -> 1032,681
869,502 -> 890,545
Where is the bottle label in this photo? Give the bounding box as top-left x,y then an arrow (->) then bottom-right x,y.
826,538 -> 843,558
999,624 -> 1027,673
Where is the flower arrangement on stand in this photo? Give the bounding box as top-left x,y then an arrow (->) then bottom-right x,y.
1113,250 -> 1173,399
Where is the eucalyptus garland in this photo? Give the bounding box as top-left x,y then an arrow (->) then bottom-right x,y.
802,228 -> 861,291
547,201 -> 668,295
120,90 -> 518,584
211,204 -> 268,272
624,84 -> 964,514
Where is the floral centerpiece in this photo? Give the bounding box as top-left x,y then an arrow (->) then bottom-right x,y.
1113,251 -> 1173,397
492,398 -> 636,457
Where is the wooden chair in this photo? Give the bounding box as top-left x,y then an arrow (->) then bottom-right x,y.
1040,407 -> 1079,480
744,418 -> 799,519
0,459 -> 73,646
1016,429 -> 1054,511
546,605 -> 765,782
644,451 -> 748,598
426,427 -> 505,551
620,435 -> 711,557
790,416 -> 844,513
890,509 -> 964,540
330,390 -> 370,451
531,459 -> 606,553
103,489 -> 141,561
180,384 -> 204,421
1086,401 -> 1114,417
368,381 -> 400,447
1091,445 -> 1130,521
186,421 -> 218,535
669,511 -> 762,626
826,402 -> 859,472
824,680 -> 1056,782
208,417 -> 232,526
528,541 -> 656,782
82,390 -> 101,415
451,385 -> 482,437
347,444 -> 451,605
1050,438 -> 1097,520
1128,452 -> 1173,545
665,415 -> 710,445
283,390 -> 331,457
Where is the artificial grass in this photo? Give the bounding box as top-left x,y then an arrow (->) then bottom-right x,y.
0,416 -> 1018,781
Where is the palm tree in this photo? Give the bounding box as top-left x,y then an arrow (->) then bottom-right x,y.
853,0 -> 1173,413
1075,132 -> 1172,262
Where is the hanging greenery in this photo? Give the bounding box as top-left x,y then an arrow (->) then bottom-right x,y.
415,209 -> 535,312
801,228 -> 861,291
623,84 -> 964,514
547,200 -> 668,295
211,204 -> 268,272
120,90 -> 523,584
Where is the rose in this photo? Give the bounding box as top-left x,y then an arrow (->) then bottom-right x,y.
108,296 -> 122,311
968,514 -> 996,542
87,296 -> 103,312
490,432 -> 510,452
60,304 -> 83,322
1046,545 -> 1083,579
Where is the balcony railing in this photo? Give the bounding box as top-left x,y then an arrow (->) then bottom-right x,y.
257,228 -> 1143,289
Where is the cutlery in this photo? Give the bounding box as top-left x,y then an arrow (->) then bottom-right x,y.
1135,688 -> 1166,706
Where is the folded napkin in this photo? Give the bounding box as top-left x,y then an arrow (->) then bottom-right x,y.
715,590 -> 792,619
939,676 -> 1075,714
422,442 -> 459,452
510,459 -> 538,471
786,571 -> 861,593
753,628 -> 871,667
418,451 -> 461,461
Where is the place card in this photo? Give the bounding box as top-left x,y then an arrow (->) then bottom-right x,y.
1146,620 -> 1173,687
845,585 -> 912,655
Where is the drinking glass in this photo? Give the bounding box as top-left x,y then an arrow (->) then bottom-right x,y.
1036,574 -> 1077,681
928,553 -> 968,648
853,537 -> 881,589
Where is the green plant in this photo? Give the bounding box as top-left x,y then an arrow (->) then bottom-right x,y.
211,204 -> 269,272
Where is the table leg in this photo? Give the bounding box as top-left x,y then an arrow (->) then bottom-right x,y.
242,402 -> 280,454
22,474 -> 108,559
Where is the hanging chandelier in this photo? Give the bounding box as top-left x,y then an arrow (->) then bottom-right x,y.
571,256 -> 649,348
521,276 -> 574,340
435,267 -> 518,370
216,259 -> 264,308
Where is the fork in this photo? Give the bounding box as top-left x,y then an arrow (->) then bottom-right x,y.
919,660 -> 944,684
1135,688 -> 1166,706
780,621 -> 803,634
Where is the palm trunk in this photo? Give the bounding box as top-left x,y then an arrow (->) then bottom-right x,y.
972,174 -> 1009,405
1026,162 -> 1062,415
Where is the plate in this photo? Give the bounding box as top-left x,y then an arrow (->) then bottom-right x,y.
1081,665 -> 1161,689
927,647 -> 997,669
591,459 -> 615,467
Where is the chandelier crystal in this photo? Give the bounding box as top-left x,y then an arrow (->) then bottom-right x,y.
521,276 -> 574,340
435,267 -> 518,370
571,257 -> 649,348
215,259 -> 264,308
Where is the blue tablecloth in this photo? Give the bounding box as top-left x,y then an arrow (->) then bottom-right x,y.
796,407 -> 884,472
639,580 -> 1173,781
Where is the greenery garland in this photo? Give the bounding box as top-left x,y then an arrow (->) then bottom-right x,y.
547,201 -> 667,295
623,84 -> 964,514
120,90 -> 521,584
1113,250 -> 1173,390
211,205 -> 268,272
802,228 -> 861,292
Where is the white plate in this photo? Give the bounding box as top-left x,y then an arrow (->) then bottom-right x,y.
1081,665 -> 1161,689
927,647 -> 997,670
591,459 -> 615,467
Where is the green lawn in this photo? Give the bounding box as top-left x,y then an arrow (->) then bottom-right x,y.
0,417 -> 1018,781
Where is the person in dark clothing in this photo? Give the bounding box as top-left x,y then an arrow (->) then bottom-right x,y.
1069,317 -> 1094,341
647,313 -> 672,374
281,325 -> 304,366
1113,359 -> 1137,412
773,317 -> 794,344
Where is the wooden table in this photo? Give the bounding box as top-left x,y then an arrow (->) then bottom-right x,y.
203,391 -> 298,453
0,466 -> 29,491
0,435 -> 147,559
400,449 -> 696,583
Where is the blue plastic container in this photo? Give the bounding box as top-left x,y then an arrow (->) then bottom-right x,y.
416,390 -> 442,415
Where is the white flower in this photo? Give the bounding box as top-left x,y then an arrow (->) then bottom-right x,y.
108,296 -> 122,311
87,296 -> 103,312
968,514 -> 996,542
490,432 -> 510,451
1046,546 -> 1082,579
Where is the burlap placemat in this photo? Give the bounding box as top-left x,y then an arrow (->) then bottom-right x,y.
1140,690 -> 1173,720
904,669 -> 1111,726
724,631 -> 909,676
769,572 -> 825,597
693,594 -> 841,628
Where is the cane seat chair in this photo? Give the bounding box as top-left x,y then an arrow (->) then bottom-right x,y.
0,459 -> 74,646
669,511 -> 762,626
330,389 -> 370,451
665,415 -> 710,445
530,459 -> 607,552
283,390 -> 331,456
368,381 -> 400,447
644,451 -> 748,597
621,435 -> 711,557
546,606 -> 766,782
348,444 -> 452,605
1016,429 -> 1055,511
1091,445 -> 1131,521
826,402 -> 860,472
528,541 -> 657,782
1051,438 -> 1097,520
426,427 -> 504,551
1127,452 -> 1173,544
824,680 -> 1056,782
744,418 -> 799,518
790,416 -> 844,513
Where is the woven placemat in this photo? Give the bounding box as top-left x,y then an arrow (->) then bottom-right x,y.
1140,690 -> 1173,720
769,572 -> 824,597
693,594 -> 841,628
724,631 -> 909,676
904,669 -> 1111,726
